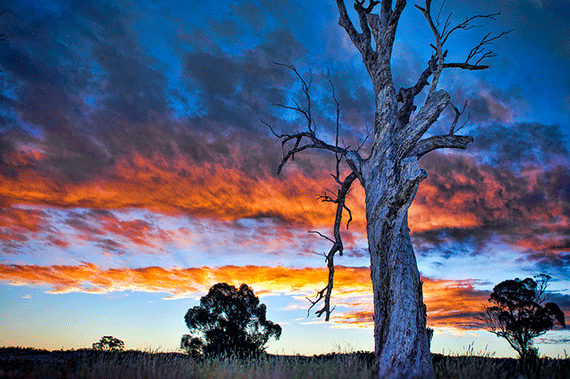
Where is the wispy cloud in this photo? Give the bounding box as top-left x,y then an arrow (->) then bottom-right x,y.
3,263 -> 557,330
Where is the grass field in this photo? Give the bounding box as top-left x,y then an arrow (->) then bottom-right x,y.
1,347 -> 569,379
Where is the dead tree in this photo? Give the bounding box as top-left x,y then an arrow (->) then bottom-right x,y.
267,1 -> 508,378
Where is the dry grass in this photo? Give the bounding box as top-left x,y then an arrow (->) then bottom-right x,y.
1,347 -> 568,379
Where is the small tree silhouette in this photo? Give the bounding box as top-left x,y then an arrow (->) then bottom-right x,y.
182,283 -> 281,358
180,334 -> 204,357
478,274 -> 565,369
92,336 -> 125,352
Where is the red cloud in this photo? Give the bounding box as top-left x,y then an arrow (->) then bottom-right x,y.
0,208 -> 46,233
411,154 -> 570,239
0,208 -> 49,245
0,151 -> 366,229
1,149 -> 568,258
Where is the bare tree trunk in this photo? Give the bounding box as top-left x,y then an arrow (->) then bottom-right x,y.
270,3 -> 506,377
364,157 -> 435,379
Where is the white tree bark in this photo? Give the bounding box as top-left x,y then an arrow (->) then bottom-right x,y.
269,1 -> 506,378
363,157 -> 433,378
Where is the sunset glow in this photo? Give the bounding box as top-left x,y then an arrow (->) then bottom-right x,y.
1,0 -> 569,358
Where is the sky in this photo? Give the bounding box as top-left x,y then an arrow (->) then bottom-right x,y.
0,0 -> 569,358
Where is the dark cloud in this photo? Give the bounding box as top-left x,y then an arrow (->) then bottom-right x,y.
472,123 -> 569,168
65,216 -> 103,238
464,87 -> 523,125
182,30 -> 307,135
96,238 -> 125,253
541,166 -> 570,203
1,0 -> 345,188
0,3 -> 112,173
0,0 -> 568,284
413,226 -> 490,258
518,251 -> 570,271
0,0 -> 365,191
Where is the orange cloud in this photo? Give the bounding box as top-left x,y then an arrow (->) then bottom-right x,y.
0,264 -> 371,297
0,149 -> 492,239
48,237 -> 70,248
0,263 -> 511,330
2,149 -> 567,254
3,142 -> 48,167
331,277 -> 490,330
0,151 -> 366,229
422,278 -> 490,329
410,153 -> 570,238
92,211 -> 176,248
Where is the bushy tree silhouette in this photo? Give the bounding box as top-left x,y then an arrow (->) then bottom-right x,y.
92,336 -> 124,351
478,275 -> 565,367
182,283 -> 281,358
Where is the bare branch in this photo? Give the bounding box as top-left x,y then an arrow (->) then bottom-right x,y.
0,11 -> 5,45
441,13 -> 500,45
343,202 -> 353,229
336,0 -> 361,44
408,134 -> 474,158
356,128 -> 372,152
272,102 -> 310,123
396,56 -> 436,125
264,64 -> 361,175
309,230 -> 335,244
336,0 -> 375,59
336,0 -> 403,81
435,0 -> 447,28
267,64 -> 364,321
415,1 -> 444,99
326,72 -> 341,150
276,132 -> 348,175
464,29 -> 513,67
354,0 -> 376,50
273,62 -> 315,133
306,171 -> 357,320
392,0 -> 407,25
397,2 -> 509,137
448,101 -> 467,135
326,71 -> 344,183
440,62 -> 489,70
260,118 -> 280,138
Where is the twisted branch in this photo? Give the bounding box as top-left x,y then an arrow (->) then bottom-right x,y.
307,171 -> 357,320
266,63 -> 363,320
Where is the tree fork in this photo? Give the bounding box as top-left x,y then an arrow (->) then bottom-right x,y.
268,1 -> 507,377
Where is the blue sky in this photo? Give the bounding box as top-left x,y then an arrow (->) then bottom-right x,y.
0,0 -> 569,357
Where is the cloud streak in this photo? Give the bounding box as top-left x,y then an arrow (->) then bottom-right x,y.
0,150 -> 366,228
4,263 -> 560,331
2,144 -> 569,268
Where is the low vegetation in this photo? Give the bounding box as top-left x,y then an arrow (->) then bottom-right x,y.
92,336 -> 125,352
1,347 -> 569,379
